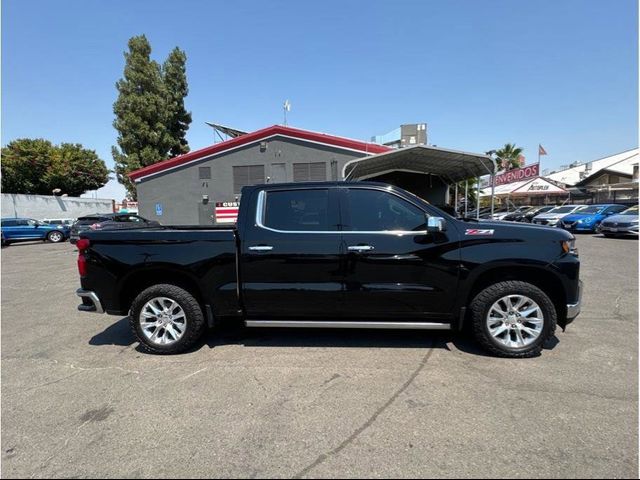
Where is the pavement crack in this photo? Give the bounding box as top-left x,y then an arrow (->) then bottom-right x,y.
17,372 -> 83,394
293,343 -> 435,479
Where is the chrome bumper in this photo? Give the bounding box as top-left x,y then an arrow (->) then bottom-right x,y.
76,289 -> 104,314
566,280 -> 583,320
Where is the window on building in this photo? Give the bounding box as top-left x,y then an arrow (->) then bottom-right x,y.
293,162 -> 327,182
264,189 -> 330,231
233,165 -> 265,194
344,189 -> 427,232
199,167 -> 211,179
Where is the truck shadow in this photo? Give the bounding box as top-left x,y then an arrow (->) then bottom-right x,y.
89,318 -> 560,358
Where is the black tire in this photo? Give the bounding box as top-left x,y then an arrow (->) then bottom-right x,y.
470,280 -> 556,358
47,231 -> 65,243
129,284 -> 207,354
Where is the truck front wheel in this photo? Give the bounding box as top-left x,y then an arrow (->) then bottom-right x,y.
130,284 -> 207,354
470,281 -> 557,358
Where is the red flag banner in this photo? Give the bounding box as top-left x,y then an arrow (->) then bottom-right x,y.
539,144 -> 548,156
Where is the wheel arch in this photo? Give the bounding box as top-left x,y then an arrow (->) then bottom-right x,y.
117,266 -> 205,314
459,265 -> 567,329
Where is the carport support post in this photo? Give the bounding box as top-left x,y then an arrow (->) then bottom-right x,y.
454,183 -> 458,212
476,178 -> 480,219
491,174 -> 495,217
465,181 -> 468,217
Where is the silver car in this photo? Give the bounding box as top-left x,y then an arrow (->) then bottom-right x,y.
532,205 -> 586,227
598,205 -> 639,237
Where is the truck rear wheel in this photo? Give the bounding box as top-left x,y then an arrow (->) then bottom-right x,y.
470,281 -> 556,358
130,284 -> 207,354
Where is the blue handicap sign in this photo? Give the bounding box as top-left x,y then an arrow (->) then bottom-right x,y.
155,203 -> 163,216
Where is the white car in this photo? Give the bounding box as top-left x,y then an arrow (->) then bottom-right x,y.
532,205 -> 586,227
42,218 -> 75,226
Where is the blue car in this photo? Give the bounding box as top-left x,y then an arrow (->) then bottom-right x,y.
558,204 -> 628,233
1,217 -> 69,246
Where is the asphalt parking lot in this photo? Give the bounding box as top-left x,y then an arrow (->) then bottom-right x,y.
1,234 -> 638,478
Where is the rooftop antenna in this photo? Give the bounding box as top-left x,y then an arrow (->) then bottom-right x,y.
283,99 -> 291,126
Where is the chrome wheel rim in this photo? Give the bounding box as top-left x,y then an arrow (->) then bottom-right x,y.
49,232 -> 63,242
139,297 -> 187,346
486,295 -> 544,348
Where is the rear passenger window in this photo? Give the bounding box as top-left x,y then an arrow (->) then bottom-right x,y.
1,220 -> 17,227
264,189 -> 331,231
345,189 -> 427,232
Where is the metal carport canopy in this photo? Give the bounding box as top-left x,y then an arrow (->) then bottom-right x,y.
343,144 -> 496,182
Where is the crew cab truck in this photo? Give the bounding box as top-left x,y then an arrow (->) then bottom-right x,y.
76,182 -> 582,358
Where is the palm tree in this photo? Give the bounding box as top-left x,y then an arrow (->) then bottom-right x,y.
495,143 -> 524,171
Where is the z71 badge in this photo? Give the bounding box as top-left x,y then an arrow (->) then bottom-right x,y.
465,229 -> 495,236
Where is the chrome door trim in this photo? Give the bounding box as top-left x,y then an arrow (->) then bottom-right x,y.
248,245 -> 274,251
255,190 -> 428,235
347,245 -> 375,252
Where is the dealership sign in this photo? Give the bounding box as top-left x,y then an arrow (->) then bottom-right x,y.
495,164 -> 540,186
214,202 -> 240,224
512,177 -> 567,195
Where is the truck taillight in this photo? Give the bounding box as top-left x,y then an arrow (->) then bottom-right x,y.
77,239 -> 90,251
77,239 -> 90,276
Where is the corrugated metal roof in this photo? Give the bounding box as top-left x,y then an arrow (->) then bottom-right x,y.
343,145 -> 495,183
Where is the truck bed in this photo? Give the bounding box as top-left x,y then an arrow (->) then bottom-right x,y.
79,227 -> 239,317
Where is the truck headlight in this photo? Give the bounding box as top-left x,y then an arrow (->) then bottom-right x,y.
562,239 -> 578,256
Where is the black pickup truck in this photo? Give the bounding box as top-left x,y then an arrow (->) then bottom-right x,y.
76,181 -> 582,357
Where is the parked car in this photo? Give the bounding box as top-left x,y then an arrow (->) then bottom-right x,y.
558,204 -> 628,233
479,208 -> 508,219
598,205 -> 639,237
1,217 -> 69,246
70,213 -> 160,244
520,206 -> 555,223
76,181 -> 582,358
41,218 -> 73,237
493,206 -> 532,221
532,205 -> 586,227
42,218 -> 75,227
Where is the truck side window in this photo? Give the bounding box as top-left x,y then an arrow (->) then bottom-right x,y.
345,189 -> 426,232
264,189 -> 330,231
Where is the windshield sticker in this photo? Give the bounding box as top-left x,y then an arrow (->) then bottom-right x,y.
465,229 -> 495,236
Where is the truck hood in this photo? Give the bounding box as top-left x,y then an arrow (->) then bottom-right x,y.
458,218 -> 574,241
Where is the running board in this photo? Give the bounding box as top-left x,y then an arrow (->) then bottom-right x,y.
245,320 -> 451,330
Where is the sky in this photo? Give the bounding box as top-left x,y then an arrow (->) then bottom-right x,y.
2,0 -> 638,201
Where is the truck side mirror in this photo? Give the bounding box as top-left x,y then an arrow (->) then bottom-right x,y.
427,216 -> 446,233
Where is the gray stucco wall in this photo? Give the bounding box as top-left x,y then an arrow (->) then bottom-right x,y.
135,136 -> 367,225
1,194 -> 114,220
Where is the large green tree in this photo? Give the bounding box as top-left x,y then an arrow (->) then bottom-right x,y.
495,143 -> 524,171
45,143 -> 110,197
1,138 -> 109,196
112,35 -> 173,199
163,47 -> 191,158
1,138 -> 54,194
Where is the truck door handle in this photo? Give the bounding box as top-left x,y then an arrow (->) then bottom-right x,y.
248,245 -> 274,251
348,245 -> 374,252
